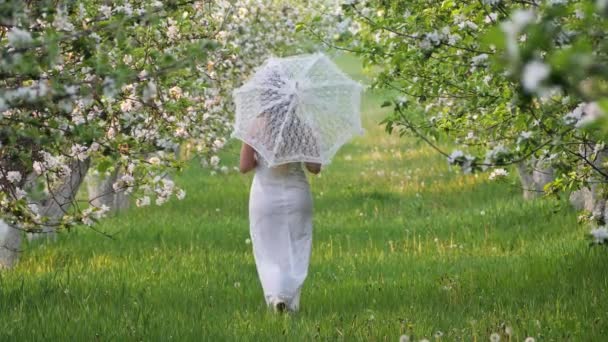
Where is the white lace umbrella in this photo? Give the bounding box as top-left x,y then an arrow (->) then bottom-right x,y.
231,53 -> 364,167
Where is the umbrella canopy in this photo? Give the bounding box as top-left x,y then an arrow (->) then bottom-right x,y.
231,52 -> 363,167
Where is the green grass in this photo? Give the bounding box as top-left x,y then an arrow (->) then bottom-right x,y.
1,54 -> 607,341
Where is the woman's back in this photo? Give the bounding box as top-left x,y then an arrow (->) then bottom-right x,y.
253,153 -> 308,185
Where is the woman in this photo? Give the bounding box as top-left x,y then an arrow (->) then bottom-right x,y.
239,115 -> 321,313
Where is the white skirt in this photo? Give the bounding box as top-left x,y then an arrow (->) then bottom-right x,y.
249,163 -> 313,311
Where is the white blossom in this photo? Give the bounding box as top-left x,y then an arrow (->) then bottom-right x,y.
169,86 -> 183,99
90,142 -> 101,152
14,187 -> 27,199
7,27 -> 33,46
33,161 -> 44,175
522,60 -> 550,92
143,81 -> 157,101
71,144 -> 88,161
564,102 -> 605,128
458,20 -> 478,31
448,150 -> 465,164
95,204 -> 110,219
517,131 -> 533,144
53,7 -> 75,31
563,103 -> 586,125
210,155 -> 220,166
28,203 -> 40,214
489,168 -> 509,180
471,53 -> 489,66
99,5 -> 112,18
115,4 -> 134,16
167,24 -> 180,41
213,139 -> 225,150
155,195 -> 168,206
576,102 -> 605,128
484,144 -> 509,164
485,12 -> 498,23
136,196 -> 151,207
6,171 -> 22,183
81,208 -> 95,226
501,10 -> 537,60
590,226 -> 608,244
148,156 -> 161,165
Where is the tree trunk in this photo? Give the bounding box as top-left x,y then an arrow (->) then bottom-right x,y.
517,158 -> 555,200
86,168 -> 130,213
27,159 -> 91,242
0,219 -> 22,269
569,145 -> 608,222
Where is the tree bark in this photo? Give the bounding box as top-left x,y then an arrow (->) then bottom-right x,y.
86,168 -> 130,213
0,219 -> 22,269
27,158 -> 92,242
517,158 -> 555,200
569,145 -> 608,223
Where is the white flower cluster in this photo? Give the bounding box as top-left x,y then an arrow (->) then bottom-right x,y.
447,150 -> 476,174
590,226 -> 608,244
483,144 -> 510,166
1,171 -> 22,184
489,168 -> 509,180
417,26 -> 461,51
2,81 -> 50,104
81,204 -> 110,226
517,131 -> 533,144
563,102 -> 605,128
112,173 -> 136,194
522,60 -> 550,93
32,151 -> 73,181
7,27 -> 33,46
500,9 -> 537,60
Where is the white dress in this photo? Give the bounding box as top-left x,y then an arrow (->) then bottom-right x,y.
249,153 -> 313,311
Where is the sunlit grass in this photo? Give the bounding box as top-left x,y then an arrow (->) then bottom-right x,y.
0,53 -> 607,341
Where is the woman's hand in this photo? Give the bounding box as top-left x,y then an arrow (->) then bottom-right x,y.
239,143 -> 257,173
305,162 -> 321,175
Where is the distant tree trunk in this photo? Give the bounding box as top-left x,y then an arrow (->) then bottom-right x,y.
27,159 -> 91,242
1,159 -> 91,268
86,168 -> 130,213
569,145 -> 608,223
86,146 -> 181,213
570,183 -> 608,224
517,158 -> 555,200
569,187 -> 595,212
0,219 -> 22,269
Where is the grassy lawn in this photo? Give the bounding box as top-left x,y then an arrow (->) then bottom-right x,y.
1,54 -> 607,341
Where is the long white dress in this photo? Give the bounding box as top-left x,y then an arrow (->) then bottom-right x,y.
249,153 -> 313,312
